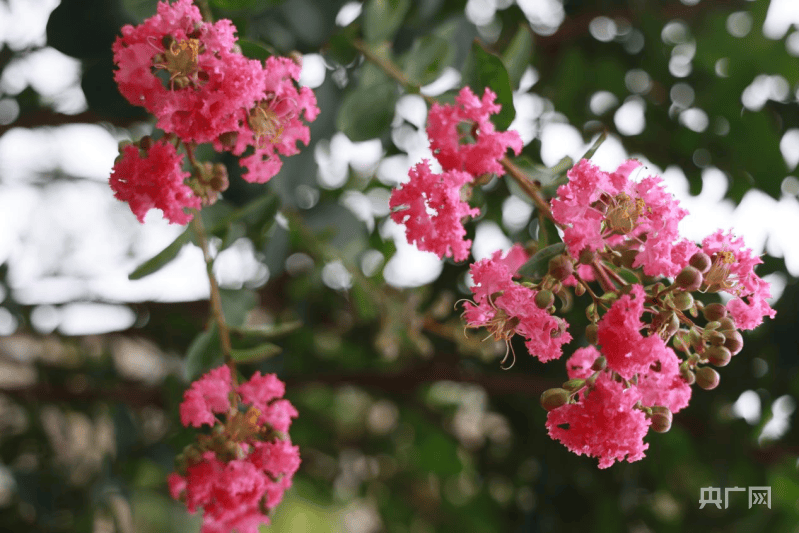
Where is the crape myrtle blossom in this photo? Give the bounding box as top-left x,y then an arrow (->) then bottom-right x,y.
551,159 -> 696,277
389,160 -> 480,262
700,229 -> 776,330
427,86 -> 523,177
170,365 -> 300,533
110,0 -> 319,225
109,139 -> 201,224
460,245 -> 572,364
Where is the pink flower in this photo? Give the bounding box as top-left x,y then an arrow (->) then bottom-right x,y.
700,229 -> 776,330
250,439 -> 301,478
112,0 -> 266,145
596,285 -> 660,380
565,346 -> 602,379
262,399 -> 299,433
237,371 -> 286,412
389,160 -> 480,261
179,365 -> 233,428
551,159 -> 693,277
461,245 -> 571,363
217,56 -> 319,184
427,87 -> 522,176
636,347 -> 692,413
546,373 -> 651,468
109,140 -> 201,225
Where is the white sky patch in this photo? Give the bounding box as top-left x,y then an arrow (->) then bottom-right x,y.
380,219 -> 443,288
335,2 -> 362,27
299,54 -> 326,89
0,0 -> 59,50
471,221 -> 512,261
732,390 -> 761,425
763,0 -> 799,39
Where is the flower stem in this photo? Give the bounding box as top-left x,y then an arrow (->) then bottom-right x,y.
500,156 -> 554,221
190,212 -> 235,375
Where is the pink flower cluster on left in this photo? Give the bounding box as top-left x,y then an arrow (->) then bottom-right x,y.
168,365 -> 300,533
109,0 -> 318,224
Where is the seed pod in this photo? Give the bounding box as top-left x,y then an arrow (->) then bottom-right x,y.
548,255 -> 574,281
689,251 -> 712,273
696,366 -> 720,390
586,323 -> 598,345
706,345 -> 732,367
591,355 -> 607,371
702,302 -> 727,322
562,379 -> 586,392
540,388 -> 570,411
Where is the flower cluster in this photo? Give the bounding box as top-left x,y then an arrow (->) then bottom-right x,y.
533,159 -> 775,468
390,86 -> 522,260
168,365 -> 300,533
110,0 -> 318,224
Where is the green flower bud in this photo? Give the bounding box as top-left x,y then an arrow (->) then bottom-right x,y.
676,266 -> 703,291
724,330 -> 744,355
578,248 -> 595,265
671,291 -> 694,311
540,388 -> 570,411
548,255 -> 574,281
621,249 -> 638,269
706,345 -> 732,367
591,355 -> 607,371
706,330 -> 726,346
679,363 -> 696,385
535,289 -> 555,309
718,316 -> 736,334
689,251 -> 712,273
650,406 -> 673,433
696,366 -> 720,390
139,135 -> 153,151
702,302 -> 727,322
562,379 -> 586,392
586,323 -> 598,345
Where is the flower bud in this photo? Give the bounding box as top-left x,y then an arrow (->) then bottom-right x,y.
673,331 -> 690,353
724,330 -> 744,355
689,251 -> 712,273
139,135 -> 153,151
548,255 -> 574,281
534,289 -> 555,309
675,266 -> 703,291
540,388 -> 570,411
562,379 -> 586,392
621,249 -> 638,269
706,330 -> 726,346
659,311 -> 680,337
679,363 -> 696,385
586,323 -> 598,345
696,366 -> 720,390
705,345 -> 731,367
578,248 -> 594,265
218,131 -> 238,148
650,406 -> 673,433
702,302 -> 727,322
210,163 -> 229,192
671,291 -> 694,311
591,355 -> 607,371
718,316 -> 736,334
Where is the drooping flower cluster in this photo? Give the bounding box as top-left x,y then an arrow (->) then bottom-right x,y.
390,86 -> 522,260
460,244 -> 572,365
533,158 -> 776,468
110,0 -> 318,223
169,365 -> 300,533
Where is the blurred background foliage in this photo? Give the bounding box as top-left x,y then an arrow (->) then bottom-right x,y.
0,0 -> 797,531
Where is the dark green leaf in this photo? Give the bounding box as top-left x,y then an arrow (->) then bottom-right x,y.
128,227 -> 191,281
185,325 -> 222,380
463,41 -> 516,130
364,0 -> 411,44
617,267 -> 641,285
517,242 -> 566,278
219,288 -> 258,328
229,342 -> 283,363
403,35 -> 455,86
501,24 -> 533,88
238,38 -> 272,61
337,81 -> 398,141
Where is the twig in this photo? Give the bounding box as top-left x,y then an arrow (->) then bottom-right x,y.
500,156 -> 554,221
190,212 -> 235,376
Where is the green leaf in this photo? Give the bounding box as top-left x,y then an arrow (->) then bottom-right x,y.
580,130 -> 608,162
517,242 -> 566,278
337,81 -> 398,141
128,227 -> 191,280
220,221 -> 247,251
402,35 -> 455,86
502,24 -> 533,88
364,0 -> 411,44
219,288 -> 258,328
230,320 -> 303,341
185,325 -> 222,380
229,342 -> 283,363
462,40 -> 516,130
238,38 -> 272,61
617,267 -> 641,285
